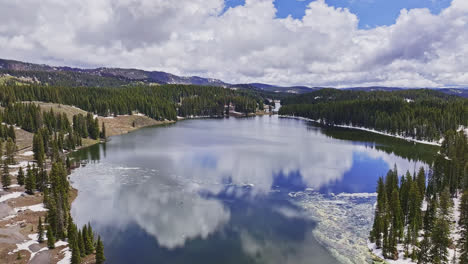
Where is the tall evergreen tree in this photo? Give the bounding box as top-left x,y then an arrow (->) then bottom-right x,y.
71,239 -> 81,264
1,160 -> 11,189
8,125 -> 15,142
83,223 -> 94,254
391,188 -> 404,242
37,217 -> 44,243
400,171 -> 412,223
408,181 -> 422,257
5,138 -> 16,164
25,164 -> 36,195
47,225 -> 56,249
33,131 -> 45,166
416,167 -> 426,198
370,177 -> 386,248
78,229 -> 85,258
95,235 -> 105,264
17,166 -> 24,186
431,189 -> 453,263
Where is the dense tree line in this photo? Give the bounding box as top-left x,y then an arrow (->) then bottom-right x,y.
0,84 -> 261,121
279,89 -> 468,141
370,131 -> 468,263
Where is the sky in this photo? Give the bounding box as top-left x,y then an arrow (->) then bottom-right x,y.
0,0 -> 467,88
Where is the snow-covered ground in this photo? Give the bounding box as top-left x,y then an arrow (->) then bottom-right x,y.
14,203 -> 47,213
0,192 -> 23,203
280,116 -> 442,146
9,232 -> 70,262
9,160 -> 34,168
57,247 -> 72,264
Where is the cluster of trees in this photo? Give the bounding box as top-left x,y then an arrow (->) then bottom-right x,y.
279,89 -> 468,141
1,103 -> 71,133
0,84 -> 262,121
36,214 -> 105,264
73,113 -> 100,140
370,131 -> 468,263
67,220 -> 105,264
0,123 -> 16,141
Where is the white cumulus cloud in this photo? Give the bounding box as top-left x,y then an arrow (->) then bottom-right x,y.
0,0 -> 467,87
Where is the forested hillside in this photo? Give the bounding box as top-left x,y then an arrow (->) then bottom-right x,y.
0,84 -> 262,121
369,130 -> 468,263
279,89 -> 468,141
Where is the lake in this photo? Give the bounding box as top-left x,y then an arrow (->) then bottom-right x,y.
70,116 -> 437,264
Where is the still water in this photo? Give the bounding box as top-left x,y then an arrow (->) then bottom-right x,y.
70,116 -> 436,264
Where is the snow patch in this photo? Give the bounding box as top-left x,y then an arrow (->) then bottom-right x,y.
57,247 -> 72,264
20,151 -> 34,156
9,161 -> 34,168
55,240 -> 68,247
0,192 -> 23,203
14,203 -> 47,213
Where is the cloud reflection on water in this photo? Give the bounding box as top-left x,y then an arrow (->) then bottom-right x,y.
71,116 -> 428,252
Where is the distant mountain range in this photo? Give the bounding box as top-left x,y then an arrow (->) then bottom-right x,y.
0,58 -> 467,97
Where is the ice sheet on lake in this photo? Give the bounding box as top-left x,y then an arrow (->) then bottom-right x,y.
288,190 -> 375,264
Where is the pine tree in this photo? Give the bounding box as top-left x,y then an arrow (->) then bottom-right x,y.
418,233 -> 432,263
38,217 -> 44,243
459,190 -> 468,264
5,138 -> 16,164
431,189 -> 452,263
385,188 -> 403,260
71,239 -> 81,264
78,229 -> 85,257
83,223 -> 94,254
385,166 -> 399,201
370,177 -> 386,248
67,216 -> 76,247
95,235 -> 105,264
391,188 -> 404,242
416,167 -> 426,198
87,222 -> 94,245
33,131 -> 45,166
17,166 -> 25,186
408,181 -> 422,254
400,171 -> 412,223
25,164 -> 36,195
8,126 -> 15,142
2,160 -> 11,189
47,225 -> 56,249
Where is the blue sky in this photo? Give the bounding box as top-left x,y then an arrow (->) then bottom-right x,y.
224,0 -> 453,28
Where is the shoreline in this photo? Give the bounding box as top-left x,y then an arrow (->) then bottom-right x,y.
279,115 -> 442,147
0,113 -> 175,263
